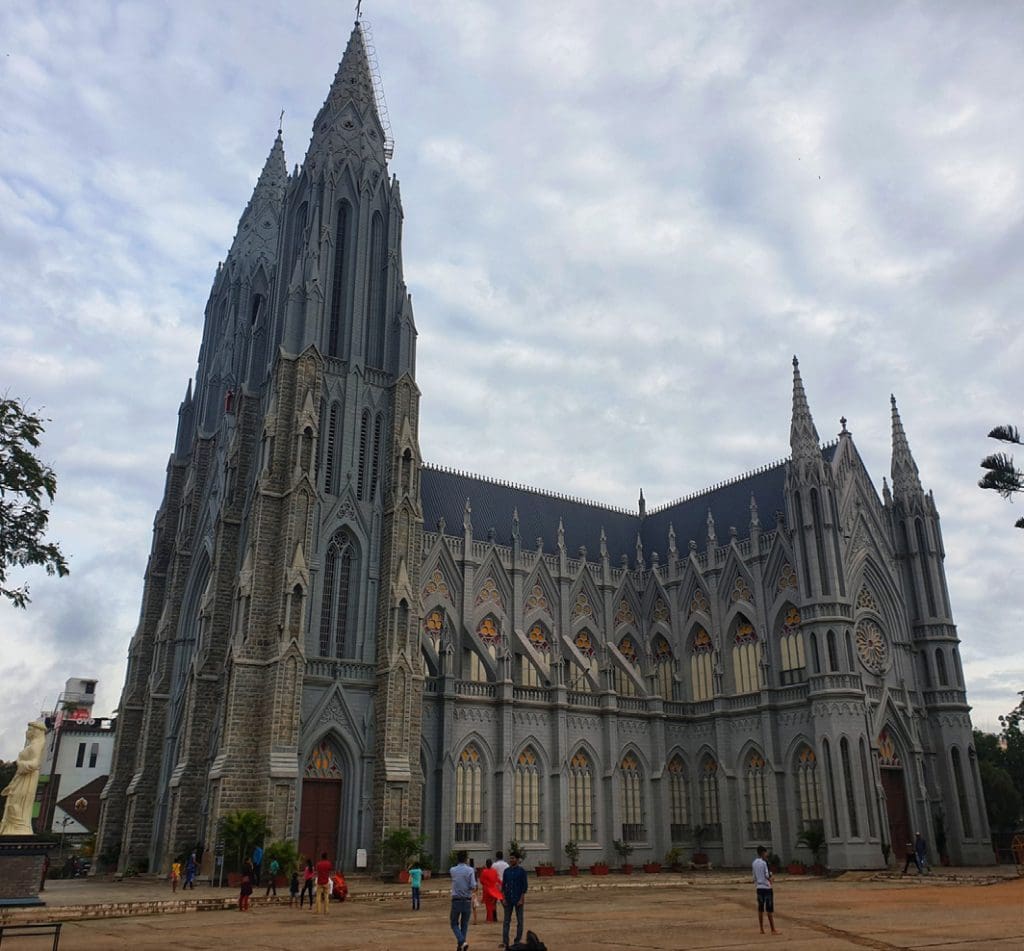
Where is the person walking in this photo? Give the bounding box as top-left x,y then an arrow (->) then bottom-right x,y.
184,852 -> 197,889
902,839 -> 920,875
252,844 -> 264,887
914,832 -> 928,875
500,852 -> 528,949
468,858 -> 480,924
492,850 -> 509,884
300,858 -> 315,908
449,849 -> 476,951
479,858 -> 502,923
170,860 -> 181,892
314,852 -> 332,914
265,856 -> 280,896
752,845 -> 780,935
289,869 -> 300,906
238,872 -> 253,912
409,860 -> 423,911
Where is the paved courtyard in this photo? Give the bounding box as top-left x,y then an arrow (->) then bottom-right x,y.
12,869 -> 1022,950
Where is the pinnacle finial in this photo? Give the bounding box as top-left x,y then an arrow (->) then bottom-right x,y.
890,395 -> 923,499
790,354 -> 821,473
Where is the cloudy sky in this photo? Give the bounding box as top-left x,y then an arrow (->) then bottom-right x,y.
1,0 -> 1022,758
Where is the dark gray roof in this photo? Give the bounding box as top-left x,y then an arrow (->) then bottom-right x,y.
420,443 -> 838,565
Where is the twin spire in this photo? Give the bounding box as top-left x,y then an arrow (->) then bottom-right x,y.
789,357 -> 923,499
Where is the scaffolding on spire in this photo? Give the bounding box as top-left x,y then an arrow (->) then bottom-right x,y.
360,21 -> 395,159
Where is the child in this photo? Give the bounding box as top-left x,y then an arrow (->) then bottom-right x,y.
469,857 -> 479,924
170,861 -> 181,893
409,860 -> 422,911
239,873 -> 253,912
289,869 -> 300,906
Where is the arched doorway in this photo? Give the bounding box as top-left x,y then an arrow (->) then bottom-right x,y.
878,730 -> 911,859
299,739 -> 343,864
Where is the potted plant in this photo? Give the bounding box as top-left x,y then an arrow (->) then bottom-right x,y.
786,858 -> 807,875
509,839 -> 527,862
664,846 -> 684,872
613,839 -> 634,874
534,861 -> 557,876
767,851 -> 781,875
796,827 -> 827,875
381,827 -> 426,883
589,860 -> 609,876
690,825 -> 709,867
643,859 -> 662,873
220,809 -> 270,886
564,840 -> 580,876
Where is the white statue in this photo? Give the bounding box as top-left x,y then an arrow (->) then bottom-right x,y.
0,720 -> 47,836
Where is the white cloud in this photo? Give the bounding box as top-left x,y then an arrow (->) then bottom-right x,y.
1,0 -> 1023,754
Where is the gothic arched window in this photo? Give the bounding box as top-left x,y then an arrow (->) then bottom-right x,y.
616,635 -> 640,697
779,606 -> 806,684
514,747 -> 541,842
935,648 -> 949,686
691,626 -> 714,702
699,757 -> 721,837
328,201 -> 351,357
357,410 -> 370,500
619,753 -> 645,841
366,211 -> 386,368
746,752 -> 770,839
668,756 -> 690,841
733,615 -> 761,695
568,751 -> 595,841
370,413 -> 384,502
795,745 -> 823,831
522,622 -> 550,687
570,629 -> 599,693
318,530 -> 357,657
468,615 -> 500,683
454,744 -> 484,842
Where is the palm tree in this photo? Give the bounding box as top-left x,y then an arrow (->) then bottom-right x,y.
796,826 -> 827,866
979,424 -> 1024,528
219,809 -> 270,874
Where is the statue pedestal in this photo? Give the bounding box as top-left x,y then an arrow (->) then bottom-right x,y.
0,837 -> 56,907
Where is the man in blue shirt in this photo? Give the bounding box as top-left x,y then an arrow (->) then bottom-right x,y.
501,852 -> 528,949
252,844 -> 263,887
449,850 -> 476,951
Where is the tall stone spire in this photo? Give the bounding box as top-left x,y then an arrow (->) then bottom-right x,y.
790,356 -> 821,471
252,127 -> 288,205
306,22 -> 388,165
890,395 -> 923,499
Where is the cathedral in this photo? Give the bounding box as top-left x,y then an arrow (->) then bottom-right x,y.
96,21 -> 992,874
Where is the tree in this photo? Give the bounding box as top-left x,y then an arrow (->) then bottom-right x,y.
219,809 -> 270,874
0,397 -> 69,606
979,424 -> 1024,529
973,692 -> 1024,832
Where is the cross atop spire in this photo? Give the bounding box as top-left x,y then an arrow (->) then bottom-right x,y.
790,355 -> 821,474
252,126 -> 287,204
890,395 -> 923,499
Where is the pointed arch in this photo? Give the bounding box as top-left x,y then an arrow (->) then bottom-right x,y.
318,528 -> 359,658
328,199 -> 352,357
365,209 -> 387,368
651,633 -> 675,699
698,752 -> 722,838
793,742 -> 824,832
513,743 -> 543,842
731,612 -> 761,694
453,737 -> 489,842
744,748 -> 771,840
614,632 -> 642,696
520,619 -> 552,687
568,747 -> 596,842
567,626 -> 601,693
777,602 -> 806,684
522,562 -> 557,624
618,749 -> 646,841
689,623 -> 714,702
569,569 -> 602,631
667,753 -> 691,841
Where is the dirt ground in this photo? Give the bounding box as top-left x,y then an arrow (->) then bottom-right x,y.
37,873 -> 1024,950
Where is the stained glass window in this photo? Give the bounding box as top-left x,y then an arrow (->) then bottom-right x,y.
733,615 -> 761,695
691,627 -> 714,702
619,753 -> 645,841
455,745 -> 483,841
569,751 -> 594,841
796,746 -> 823,830
668,756 -> 689,840
746,752 -> 770,839
514,748 -> 541,841
779,605 -> 806,685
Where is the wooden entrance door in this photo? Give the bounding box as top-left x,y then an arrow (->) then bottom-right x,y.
881,768 -> 911,861
299,778 -> 342,864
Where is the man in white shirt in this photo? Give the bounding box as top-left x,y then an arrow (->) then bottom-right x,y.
492,850 -> 509,884
752,845 -> 780,935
